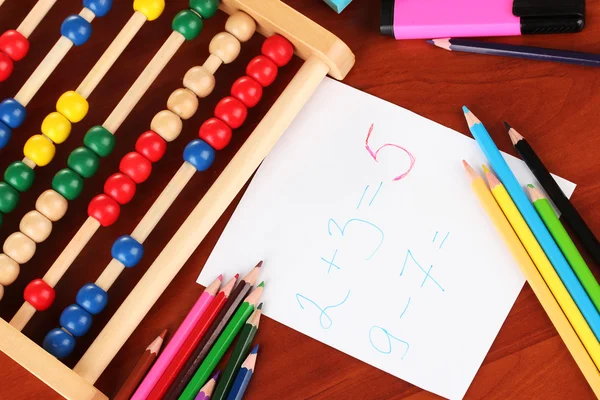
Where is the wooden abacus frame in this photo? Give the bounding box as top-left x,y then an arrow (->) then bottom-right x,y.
0,1 -> 354,399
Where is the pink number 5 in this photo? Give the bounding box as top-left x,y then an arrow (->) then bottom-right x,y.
365,124 -> 416,181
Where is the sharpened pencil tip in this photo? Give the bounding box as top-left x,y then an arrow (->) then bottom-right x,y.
234,273 -> 240,279
504,121 -> 512,131
257,302 -> 263,310
482,164 -> 490,174
255,260 -> 263,269
251,344 -> 259,354
258,281 -> 265,288
159,329 -> 167,339
426,39 -> 434,44
217,274 -> 223,281
212,370 -> 221,381
462,105 -> 470,114
527,183 -> 535,188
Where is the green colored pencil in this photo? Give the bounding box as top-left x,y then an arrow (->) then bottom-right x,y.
527,185 -> 600,312
212,303 -> 263,400
179,283 -> 264,400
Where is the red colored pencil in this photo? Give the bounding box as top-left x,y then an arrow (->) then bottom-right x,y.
146,276 -> 238,400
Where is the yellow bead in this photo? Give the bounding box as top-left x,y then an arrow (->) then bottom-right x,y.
36,189 -> 68,221
209,32 -> 241,64
150,110 -> 182,142
167,88 -> 199,120
41,112 -> 72,144
56,91 -> 89,123
3,232 -> 35,264
133,0 -> 165,21
225,12 -> 256,43
24,135 -> 56,167
20,210 -> 52,243
183,66 -> 215,98
0,254 -> 19,285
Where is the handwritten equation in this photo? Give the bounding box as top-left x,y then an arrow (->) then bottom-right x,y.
296,124 -> 447,360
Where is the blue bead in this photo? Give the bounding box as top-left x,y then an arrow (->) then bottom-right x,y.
61,15 -> 92,46
83,0 -> 113,17
183,140 -> 216,172
60,304 -> 93,337
76,283 -> 108,315
111,235 -> 144,268
43,328 -> 76,359
0,121 -> 11,149
0,98 -> 26,128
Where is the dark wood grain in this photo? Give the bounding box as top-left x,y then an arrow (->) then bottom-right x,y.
0,1 -> 599,399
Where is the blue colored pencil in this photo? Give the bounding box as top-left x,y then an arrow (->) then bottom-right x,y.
462,106 -> 600,340
226,345 -> 258,400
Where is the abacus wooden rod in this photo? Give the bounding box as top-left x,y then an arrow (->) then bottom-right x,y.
0,319 -> 108,400
17,0 -> 58,38
102,31 -> 185,133
14,7 -> 96,106
74,55 -> 331,383
76,11 -> 148,98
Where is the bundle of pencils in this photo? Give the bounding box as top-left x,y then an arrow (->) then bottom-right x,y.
462,107 -> 600,397
119,261 -> 265,400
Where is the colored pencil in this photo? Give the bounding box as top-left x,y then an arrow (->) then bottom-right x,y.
212,304 -> 263,400
165,263 -> 262,400
506,123 -> 600,265
195,371 -> 220,400
114,329 -> 167,400
134,276 -> 223,400
180,284 -> 264,400
147,277 -> 238,400
226,345 -> 258,400
463,161 -> 600,396
483,166 -> 600,366
428,38 -> 600,68
463,106 -> 600,338
527,185 -> 600,312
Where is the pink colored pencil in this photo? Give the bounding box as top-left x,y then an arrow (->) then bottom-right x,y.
132,275 -> 222,399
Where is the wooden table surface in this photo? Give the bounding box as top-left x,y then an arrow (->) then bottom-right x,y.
0,0 -> 599,399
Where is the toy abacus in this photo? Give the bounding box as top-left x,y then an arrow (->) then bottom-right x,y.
0,0 -> 354,399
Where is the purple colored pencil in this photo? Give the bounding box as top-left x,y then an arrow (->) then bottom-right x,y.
428,38 -> 600,68
195,371 -> 220,400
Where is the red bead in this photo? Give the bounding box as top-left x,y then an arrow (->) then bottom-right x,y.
135,131 -> 166,163
0,30 -> 29,61
261,34 -> 293,67
88,194 -> 121,227
231,76 -> 263,108
214,97 -> 247,129
199,118 -> 232,150
119,152 -> 152,183
24,279 -> 55,311
246,56 -> 278,87
0,51 -> 13,82
104,173 -> 136,204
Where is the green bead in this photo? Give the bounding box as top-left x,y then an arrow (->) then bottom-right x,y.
0,182 -> 19,213
172,9 -> 203,40
67,147 -> 99,178
4,161 -> 35,192
52,169 -> 83,200
189,0 -> 219,18
83,126 -> 115,157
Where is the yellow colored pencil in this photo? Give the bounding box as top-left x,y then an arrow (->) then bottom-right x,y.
463,161 -> 600,396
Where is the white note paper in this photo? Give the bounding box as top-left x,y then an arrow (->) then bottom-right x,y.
198,78 -> 576,400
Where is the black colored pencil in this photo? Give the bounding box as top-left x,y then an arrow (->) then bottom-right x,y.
164,262 -> 261,399
428,38 -> 600,68
506,123 -> 600,265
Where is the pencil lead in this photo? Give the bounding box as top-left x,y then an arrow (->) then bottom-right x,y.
257,302 -> 263,310
483,167 -> 501,188
258,281 -> 265,288
462,105 -> 470,114
503,121 -> 512,131
159,329 -> 167,339
212,370 -> 221,381
250,344 -> 259,354
482,164 -> 490,174
527,183 -> 535,188
426,39 -> 434,44
217,274 -> 223,281
234,273 -> 240,279
255,260 -> 263,269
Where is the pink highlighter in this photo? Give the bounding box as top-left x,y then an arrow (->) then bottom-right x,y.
380,0 -> 584,40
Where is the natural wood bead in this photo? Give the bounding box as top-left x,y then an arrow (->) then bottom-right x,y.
183,66 -> 215,98
36,189 -> 68,222
20,211 -> 53,243
0,254 -> 19,285
3,232 -> 35,264
150,110 -> 183,142
209,32 -> 241,64
225,11 -> 256,42
167,88 -> 199,120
